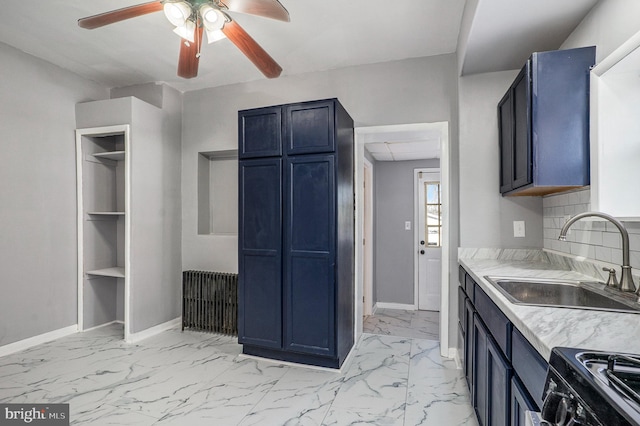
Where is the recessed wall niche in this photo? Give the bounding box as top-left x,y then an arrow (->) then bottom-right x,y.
198,150 -> 239,235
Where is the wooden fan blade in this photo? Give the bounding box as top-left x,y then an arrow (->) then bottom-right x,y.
222,20 -> 282,78
219,0 -> 290,22
177,26 -> 204,79
78,1 -> 163,29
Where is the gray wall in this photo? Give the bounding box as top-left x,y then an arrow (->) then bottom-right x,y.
129,94 -> 183,333
561,0 -> 640,62
181,54 -> 460,277
374,159 -> 440,305
0,42 -> 108,346
458,71 -> 544,249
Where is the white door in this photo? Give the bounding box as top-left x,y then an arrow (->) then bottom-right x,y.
417,170 -> 441,311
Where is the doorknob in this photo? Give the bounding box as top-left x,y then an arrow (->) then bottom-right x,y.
420,250 -> 425,255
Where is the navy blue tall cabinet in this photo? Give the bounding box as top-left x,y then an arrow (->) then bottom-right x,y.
238,99 -> 354,368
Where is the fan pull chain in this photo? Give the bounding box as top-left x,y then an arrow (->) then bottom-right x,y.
196,18 -> 202,58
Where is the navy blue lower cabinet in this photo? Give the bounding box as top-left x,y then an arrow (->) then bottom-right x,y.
473,314 -> 489,426
487,336 -> 512,426
474,315 -> 513,426
465,298 -> 475,392
511,376 -> 536,426
238,158 -> 283,348
461,265 -> 547,426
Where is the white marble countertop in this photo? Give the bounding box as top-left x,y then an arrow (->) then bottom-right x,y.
458,248 -> 640,361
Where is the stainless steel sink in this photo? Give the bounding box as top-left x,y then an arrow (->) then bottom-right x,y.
484,276 -> 640,314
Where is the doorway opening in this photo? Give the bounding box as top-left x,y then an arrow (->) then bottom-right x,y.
354,122 -> 450,357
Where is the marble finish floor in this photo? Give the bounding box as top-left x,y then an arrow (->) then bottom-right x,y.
363,308 -> 440,340
0,322 -> 477,425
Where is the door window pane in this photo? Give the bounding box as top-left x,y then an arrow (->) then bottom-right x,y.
424,181 -> 441,247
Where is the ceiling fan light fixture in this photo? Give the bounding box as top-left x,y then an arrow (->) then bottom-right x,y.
200,4 -> 225,31
163,1 -> 192,27
206,29 -> 226,44
173,19 -> 196,43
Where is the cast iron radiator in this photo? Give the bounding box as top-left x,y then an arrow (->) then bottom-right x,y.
182,270 -> 238,336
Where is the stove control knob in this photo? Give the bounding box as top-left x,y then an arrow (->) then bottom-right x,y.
541,392 -> 580,425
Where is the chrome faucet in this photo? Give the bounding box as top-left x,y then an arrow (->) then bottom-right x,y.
558,212 -> 636,293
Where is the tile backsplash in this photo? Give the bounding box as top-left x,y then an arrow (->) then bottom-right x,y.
543,188 -> 640,276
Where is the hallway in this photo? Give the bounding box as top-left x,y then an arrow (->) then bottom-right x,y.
363,308 -> 439,340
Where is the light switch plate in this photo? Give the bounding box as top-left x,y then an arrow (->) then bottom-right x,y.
513,221 -> 525,238
405,221 -> 411,231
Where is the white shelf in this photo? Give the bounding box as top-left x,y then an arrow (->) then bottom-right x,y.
86,267 -> 125,278
93,151 -> 125,161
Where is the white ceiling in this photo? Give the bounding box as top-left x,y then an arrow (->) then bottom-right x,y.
362,125 -> 443,162
0,1 -> 600,161
0,1 -> 599,93
461,0 -> 600,75
0,0 -> 465,92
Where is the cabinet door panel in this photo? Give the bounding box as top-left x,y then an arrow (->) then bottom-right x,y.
239,107 -> 282,158
238,159 -> 282,348
288,255 -> 332,353
465,299 -> 475,392
488,337 -> 512,426
458,286 -> 466,328
284,155 -> 336,355
512,63 -> 532,190
511,376 -> 536,426
473,314 -> 488,426
285,100 -> 335,155
498,91 -> 513,193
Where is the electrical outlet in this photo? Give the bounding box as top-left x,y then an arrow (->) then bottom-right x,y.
513,221 -> 526,238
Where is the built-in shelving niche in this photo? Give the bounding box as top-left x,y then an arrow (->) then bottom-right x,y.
76,125 -> 129,336
197,149 -> 239,235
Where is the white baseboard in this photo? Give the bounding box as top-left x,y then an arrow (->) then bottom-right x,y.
0,325 -> 78,358
448,347 -> 462,369
82,320 -> 122,333
125,317 -> 181,344
375,302 -> 417,311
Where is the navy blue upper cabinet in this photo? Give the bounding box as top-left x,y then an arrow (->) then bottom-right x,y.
237,99 -> 354,369
239,106 -> 282,158
285,100 -> 335,155
498,46 -> 595,196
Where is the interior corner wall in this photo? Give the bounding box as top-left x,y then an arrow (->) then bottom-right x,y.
181,54 -> 460,274
560,0 -> 640,62
374,159 -> 440,305
0,42 -> 108,346
129,95 -> 183,333
458,70 -> 543,249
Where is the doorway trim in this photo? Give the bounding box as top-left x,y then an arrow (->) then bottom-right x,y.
363,157 -> 374,317
354,122 -> 450,358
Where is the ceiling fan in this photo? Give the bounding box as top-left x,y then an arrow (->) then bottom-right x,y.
78,0 -> 289,79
